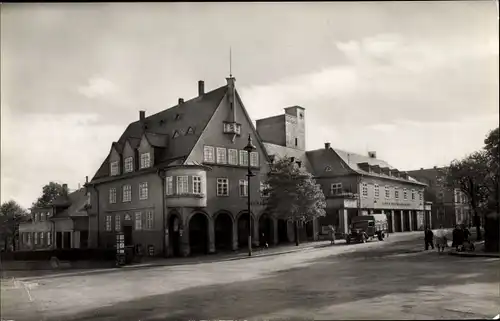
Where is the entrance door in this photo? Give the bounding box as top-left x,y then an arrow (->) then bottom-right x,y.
123,226 -> 133,246
56,232 -> 63,249
63,232 -> 71,249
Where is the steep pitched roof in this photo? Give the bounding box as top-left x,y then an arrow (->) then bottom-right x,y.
262,142 -> 312,172
92,85 -> 228,181
54,188 -> 88,218
333,148 -> 395,171
306,147 -> 425,186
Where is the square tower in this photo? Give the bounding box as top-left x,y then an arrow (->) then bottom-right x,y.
284,106 -> 306,150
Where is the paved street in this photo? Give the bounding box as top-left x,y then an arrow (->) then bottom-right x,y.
2,232 -> 499,321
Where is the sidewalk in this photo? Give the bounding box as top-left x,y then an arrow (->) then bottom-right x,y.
448,241 -> 500,258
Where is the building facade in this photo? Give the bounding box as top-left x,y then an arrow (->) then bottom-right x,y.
18,185 -> 90,251
87,78 -> 282,257
407,167 -> 470,228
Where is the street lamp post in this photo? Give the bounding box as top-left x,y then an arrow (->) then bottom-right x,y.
244,134 -> 256,257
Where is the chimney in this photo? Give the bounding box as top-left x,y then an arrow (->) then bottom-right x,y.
178,98 -> 184,105
139,110 -> 145,121
198,80 -> 205,96
62,184 -> 68,195
85,176 -> 89,184
433,166 -> 437,169
368,151 -> 377,159
420,168 -> 424,170
324,142 -> 331,149
78,183 -> 81,189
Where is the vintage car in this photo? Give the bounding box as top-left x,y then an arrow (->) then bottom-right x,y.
346,214 -> 388,244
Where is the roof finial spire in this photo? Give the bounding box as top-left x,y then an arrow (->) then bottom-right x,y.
229,46 -> 232,77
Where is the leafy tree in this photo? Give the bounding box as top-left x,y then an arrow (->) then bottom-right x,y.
483,127 -> 499,212
0,200 -> 29,251
32,182 -> 65,208
444,151 -> 491,240
264,157 -> 326,246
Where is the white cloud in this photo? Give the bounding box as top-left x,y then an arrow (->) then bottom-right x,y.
77,76 -> 119,99
1,105 -> 123,208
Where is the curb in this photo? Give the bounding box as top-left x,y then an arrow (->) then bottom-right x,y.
448,251 -> 500,258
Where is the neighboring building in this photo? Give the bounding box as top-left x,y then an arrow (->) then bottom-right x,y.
306,146 -> 429,236
256,106 -> 319,243
256,108 -> 430,238
407,167 -> 470,228
86,78 -> 274,257
18,185 -> 90,251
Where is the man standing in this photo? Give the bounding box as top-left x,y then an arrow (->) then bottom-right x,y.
329,225 -> 336,245
424,227 -> 434,250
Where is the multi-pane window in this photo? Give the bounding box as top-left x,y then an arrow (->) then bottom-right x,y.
105,215 -> 112,231
403,189 -> 408,200
109,188 -> 117,204
40,232 -> 44,245
419,191 -> 423,201
193,176 -> 202,194
115,214 -> 121,231
411,190 -> 416,200
362,183 -> 368,197
385,186 -> 390,199
374,184 -> 380,198
135,212 -> 142,230
239,150 -> 248,166
145,211 -> 154,230
110,161 -> 119,176
228,149 -> 238,165
140,153 -> 151,169
166,177 -> 173,195
177,176 -> 188,194
34,232 -> 38,245
216,147 -> 227,164
40,212 -> 45,221
27,232 -> 32,245
124,157 -> 134,173
139,182 -> 148,200
217,178 -> 229,196
47,232 -> 52,246
250,152 -> 259,167
122,185 -> 132,202
330,183 -> 342,195
239,179 -> 248,197
203,146 -> 215,163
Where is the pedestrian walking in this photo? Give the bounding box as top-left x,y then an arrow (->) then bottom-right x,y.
424,227 -> 434,250
435,225 -> 447,254
329,225 -> 336,245
452,225 -> 464,251
463,225 -> 470,242
261,233 -> 269,250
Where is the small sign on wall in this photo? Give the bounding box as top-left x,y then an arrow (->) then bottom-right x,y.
148,245 -> 155,257
124,214 -> 131,221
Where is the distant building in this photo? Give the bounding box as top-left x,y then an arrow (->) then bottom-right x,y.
18,184 -> 90,251
407,167 -> 470,228
256,109 -> 430,237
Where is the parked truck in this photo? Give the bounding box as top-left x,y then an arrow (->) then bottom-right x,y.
345,214 -> 388,244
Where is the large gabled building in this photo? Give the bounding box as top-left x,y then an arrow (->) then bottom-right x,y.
86,77 -> 293,257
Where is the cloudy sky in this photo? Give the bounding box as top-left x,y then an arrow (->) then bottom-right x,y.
1,2 -> 498,208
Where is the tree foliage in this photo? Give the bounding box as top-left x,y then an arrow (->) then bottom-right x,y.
0,200 -> 29,251
264,157 -> 326,223
32,181 -> 65,208
443,127 -> 499,241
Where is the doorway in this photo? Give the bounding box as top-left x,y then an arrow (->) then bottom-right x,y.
169,214 -> 181,257
123,226 -> 133,246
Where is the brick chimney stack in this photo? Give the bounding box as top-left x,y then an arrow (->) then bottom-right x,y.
198,80 -> 205,96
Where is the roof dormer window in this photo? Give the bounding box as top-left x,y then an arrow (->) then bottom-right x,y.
175,114 -> 181,121
110,161 -> 119,176
140,152 -> 151,169
124,157 -> 134,173
186,127 -> 194,135
173,130 -> 180,139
